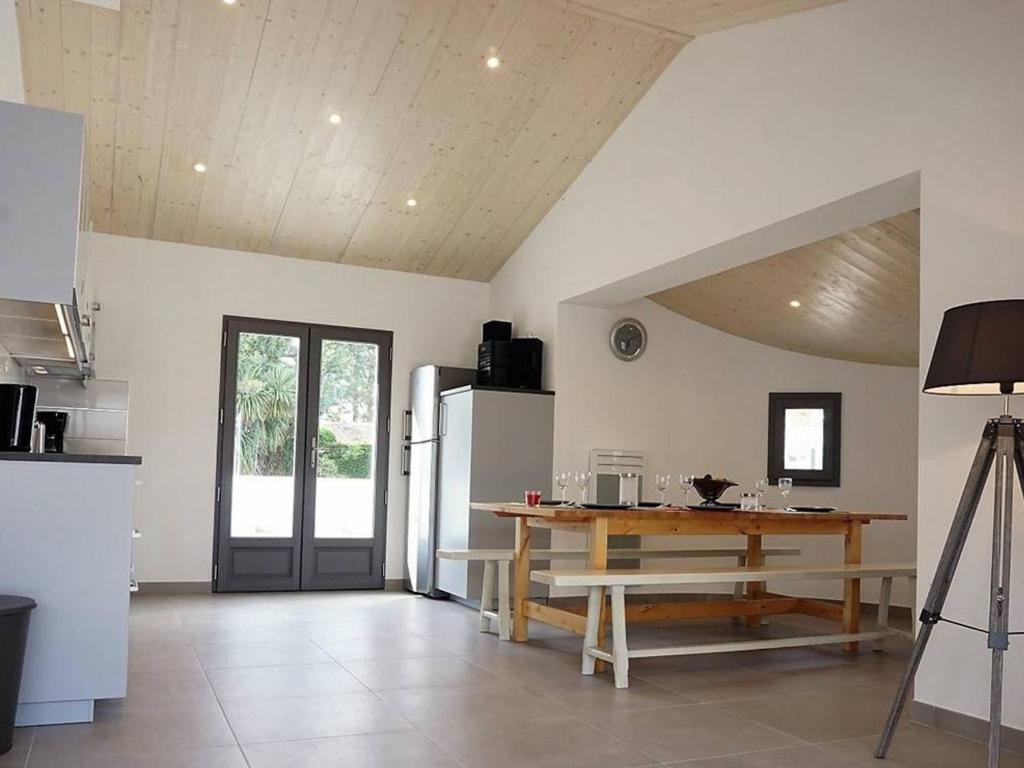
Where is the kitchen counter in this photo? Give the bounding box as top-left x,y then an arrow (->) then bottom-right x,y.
0,452 -> 142,465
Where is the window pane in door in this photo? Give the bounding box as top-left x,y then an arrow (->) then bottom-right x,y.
314,339 -> 379,538
783,407 -> 825,470
230,332 -> 301,538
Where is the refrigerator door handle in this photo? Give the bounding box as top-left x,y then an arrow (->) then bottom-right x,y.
401,444 -> 411,476
402,409 -> 412,441
439,402 -> 448,437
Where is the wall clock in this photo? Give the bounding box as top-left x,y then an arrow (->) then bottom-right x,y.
609,318 -> 647,362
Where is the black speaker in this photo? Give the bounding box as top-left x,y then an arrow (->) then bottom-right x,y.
482,320 -> 512,342
477,340 -> 510,386
509,338 -> 543,390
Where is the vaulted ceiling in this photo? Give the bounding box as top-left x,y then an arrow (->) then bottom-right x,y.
17,0 -> 841,281
649,210 -> 920,367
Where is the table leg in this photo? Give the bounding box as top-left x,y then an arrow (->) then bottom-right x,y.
513,516 -> 532,642
589,516 -> 609,671
745,534 -> 765,629
843,522 -> 863,652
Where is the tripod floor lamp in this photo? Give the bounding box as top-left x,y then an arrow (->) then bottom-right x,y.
876,299 -> 1023,768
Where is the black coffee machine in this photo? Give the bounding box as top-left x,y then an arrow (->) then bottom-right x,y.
36,410 -> 69,454
0,384 -> 37,452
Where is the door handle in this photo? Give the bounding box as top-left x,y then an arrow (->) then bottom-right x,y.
403,409 -> 412,441
439,402 -> 448,436
310,436 -> 318,471
402,444 -> 411,476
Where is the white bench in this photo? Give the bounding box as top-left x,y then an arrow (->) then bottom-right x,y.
436,547 -> 801,641
531,562 -> 916,688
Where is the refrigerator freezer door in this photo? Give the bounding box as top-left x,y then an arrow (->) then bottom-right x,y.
404,439 -> 440,594
409,367 -> 441,443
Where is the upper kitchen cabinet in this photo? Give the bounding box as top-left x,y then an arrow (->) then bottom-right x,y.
0,100 -> 85,306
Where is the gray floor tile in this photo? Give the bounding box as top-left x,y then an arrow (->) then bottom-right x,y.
206,662 -> 368,700
27,745 -> 249,768
128,642 -> 202,673
424,715 -> 658,768
663,744 -> 863,767
821,722 -> 1024,767
341,656 -> 504,691
243,731 -> 462,767
575,703 -> 800,763
194,639 -> 333,669
28,700 -> 236,762
377,684 -> 563,729
632,663 -> 813,703
124,667 -> 218,705
317,634 -> 454,661
0,727 -> 33,768
716,684 -> 896,743
219,690 -> 413,744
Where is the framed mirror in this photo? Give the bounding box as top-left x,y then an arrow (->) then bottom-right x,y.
767,392 -> 841,487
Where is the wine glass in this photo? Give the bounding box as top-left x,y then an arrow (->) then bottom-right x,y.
778,477 -> 794,511
575,470 -> 592,506
754,477 -> 769,510
555,472 -> 571,505
679,474 -> 695,508
655,474 -> 671,507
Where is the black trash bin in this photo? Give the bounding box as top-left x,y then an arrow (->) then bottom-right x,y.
0,596 -> 35,756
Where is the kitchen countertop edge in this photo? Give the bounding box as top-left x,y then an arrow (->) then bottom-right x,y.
0,452 -> 142,465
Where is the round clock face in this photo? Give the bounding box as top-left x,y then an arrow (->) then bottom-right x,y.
610,318 -> 647,361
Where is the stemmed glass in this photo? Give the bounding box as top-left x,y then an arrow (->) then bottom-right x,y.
555,472 -> 571,505
655,474 -> 671,507
778,477 -> 794,511
679,474 -> 695,508
575,470 -> 592,506
754,477 -> 769,510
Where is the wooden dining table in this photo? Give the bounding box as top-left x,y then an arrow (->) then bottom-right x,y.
470,502 -> 907,653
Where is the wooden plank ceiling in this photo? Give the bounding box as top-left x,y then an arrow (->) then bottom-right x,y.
649,210 -> 920,367
17,0 -> 840,281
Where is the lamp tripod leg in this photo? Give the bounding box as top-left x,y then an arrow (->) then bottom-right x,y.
875,421 -> 998,759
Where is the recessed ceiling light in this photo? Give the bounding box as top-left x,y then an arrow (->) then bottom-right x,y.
406,198 -> 418,208
193,162 -> 207,173
486,55 -> 501,69
222,0 -> 236,5
32,366 -> 48,375
328,113 -> 342,125
789,300 -> 801,308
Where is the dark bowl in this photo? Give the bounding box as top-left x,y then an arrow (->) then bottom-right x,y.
691,475 -> 737,504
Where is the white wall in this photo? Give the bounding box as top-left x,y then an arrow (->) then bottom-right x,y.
87,232 -> 488,583
491,0 -> 1024,729
0,0 -> 23,104
554,300 -> 919,606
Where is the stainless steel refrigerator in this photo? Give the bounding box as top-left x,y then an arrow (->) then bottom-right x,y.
403,365 -> 476,596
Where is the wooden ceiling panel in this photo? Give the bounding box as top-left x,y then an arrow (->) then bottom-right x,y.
649,211 -> 921,367
17,0 -> 842,280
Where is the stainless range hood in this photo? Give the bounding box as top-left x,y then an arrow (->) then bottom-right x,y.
0,295 -> 93,380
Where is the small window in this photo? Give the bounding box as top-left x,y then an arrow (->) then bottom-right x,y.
768,393 -> 841,487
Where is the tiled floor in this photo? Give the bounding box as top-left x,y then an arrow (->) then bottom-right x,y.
2,592 -> 1021,767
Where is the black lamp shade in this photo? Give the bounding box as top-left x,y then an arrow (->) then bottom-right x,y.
924,300 -> 1024,395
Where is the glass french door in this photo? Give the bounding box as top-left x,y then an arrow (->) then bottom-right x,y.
213,317 -> 392,592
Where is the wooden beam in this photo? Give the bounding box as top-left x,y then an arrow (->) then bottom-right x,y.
522,600 -> 589,634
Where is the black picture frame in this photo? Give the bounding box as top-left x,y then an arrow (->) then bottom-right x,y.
767,392 -> 841,487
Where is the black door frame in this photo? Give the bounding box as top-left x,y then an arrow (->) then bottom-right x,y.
212,315 -> 393,592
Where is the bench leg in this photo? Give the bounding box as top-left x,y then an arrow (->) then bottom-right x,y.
733,555 -> 747,600
582,586 -> 603,675
610,585 -> 629,689
479,560 -> 495,633
497,560 -> 511,641
874,576 -> 893,652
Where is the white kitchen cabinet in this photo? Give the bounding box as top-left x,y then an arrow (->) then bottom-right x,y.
0,100 -> 85,306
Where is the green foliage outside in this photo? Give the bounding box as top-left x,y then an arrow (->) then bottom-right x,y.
234,332 -> 378,479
